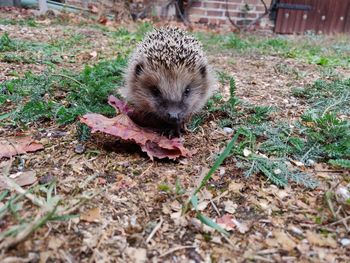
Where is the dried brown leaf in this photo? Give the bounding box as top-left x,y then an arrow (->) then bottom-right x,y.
80,207 -> 102,223
216,214 -> 236,231
306,230 -> 337,248
80,96 -> 193,160
0,170 -> 37,190
0,137 -> 43,159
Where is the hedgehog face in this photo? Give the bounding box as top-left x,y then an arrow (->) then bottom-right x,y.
127,61 -> 211,126
122,27 -> 216,131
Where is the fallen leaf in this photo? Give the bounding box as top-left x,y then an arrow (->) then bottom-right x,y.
228,181 -> 244,192
48,237 -> 64,250
89,50 -> 98,58
89,4 -> 99,13
36,19 -> 51,25
197,200 -> 209,211
125,247 -> 147,263
98,16 -> 108,25
273,230 -> 297,251
223,200 -> 237,214
232,218 -> 249,233
0,137 -> 44,159
306,230 -> 337,248
80,207 -> 101,222
0,170 -> 37,190
216,214 -> 236,231
80,96 -> 194,160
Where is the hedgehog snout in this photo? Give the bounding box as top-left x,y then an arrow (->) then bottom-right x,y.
165,107 -> 184,124
167,111 -> 180,123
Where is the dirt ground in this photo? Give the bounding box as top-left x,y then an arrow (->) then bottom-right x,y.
0,9 -> 350,263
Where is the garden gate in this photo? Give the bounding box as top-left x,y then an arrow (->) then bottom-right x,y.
274,0 -> 350,34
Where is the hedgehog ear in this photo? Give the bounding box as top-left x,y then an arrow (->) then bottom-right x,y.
135,63 -> 144,77
199,65 -> 207,78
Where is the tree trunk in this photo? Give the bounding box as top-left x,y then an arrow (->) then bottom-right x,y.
13,0 -> 22,7
38,0 -> 48,14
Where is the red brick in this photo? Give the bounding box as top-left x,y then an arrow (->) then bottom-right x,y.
198,17 -> 209,23
191,1 -> 202,7
203,2 -> 221,9
244,0 -> 259,4
225,11 -> 241,18
255,5 -> 267,12
221,3 -> 240,11
246,13 -> 258,19
190,16 -> 201,23
209,18 -> 223,25
190,8 -> 206,16
207,10 -> 223,16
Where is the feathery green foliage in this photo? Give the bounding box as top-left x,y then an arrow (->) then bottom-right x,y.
0,57 -> 126,126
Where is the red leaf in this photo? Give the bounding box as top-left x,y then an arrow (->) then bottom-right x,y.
80,96 -> 194,160
0,137 -> 44,159
216,214 -> 236,231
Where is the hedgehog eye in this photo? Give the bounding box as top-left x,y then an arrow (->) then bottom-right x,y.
150,86 -> 161,98
135,63 -> 143,77
199,65 -> 206,78
183,86 -> 191,97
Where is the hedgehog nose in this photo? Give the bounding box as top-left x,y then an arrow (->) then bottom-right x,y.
167,112 -> 180,123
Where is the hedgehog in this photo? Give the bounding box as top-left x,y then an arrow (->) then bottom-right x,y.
121,27 -> 216,136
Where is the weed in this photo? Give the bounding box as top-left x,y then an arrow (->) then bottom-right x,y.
294,78 -> 350,115
158,184 -> 171,193
299,112 -> 350,160
0,32 -> 18,52
329,159 -> 350,169
1,57 -> 127,126
0,53 -> 35,64
225,34 -> 250,50
0,17 -> 38,27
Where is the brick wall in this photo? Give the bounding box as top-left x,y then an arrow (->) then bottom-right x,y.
188,0 -> 273,30
64,0 -> 274,31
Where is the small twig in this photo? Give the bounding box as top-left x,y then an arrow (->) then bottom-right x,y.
140,163 -> 153,177
58,191 -> 101,216
210,198 -> 221,216
321,94 -> 349,117
249,255 -> 274,263
245,0 -> 270,30
60,250 -> 74,263
174,0 -> 191,26
159,245 -> 196,258
51,73 -> 84,86
328,215 -> 350,226
220,232 -> 235,248
1,254 -> 38,263
257,248 -> 279,255
225,0 -> 241,31
146,217 -> 163,243
325,191 -> 337,219
78,173 -> 98,189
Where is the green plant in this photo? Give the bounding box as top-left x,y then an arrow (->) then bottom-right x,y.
0,32 -> 17,52
1,57 -> 127,126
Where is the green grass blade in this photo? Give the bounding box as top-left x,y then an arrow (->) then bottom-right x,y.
196,213 -> 229,236
194,132 -> 240,195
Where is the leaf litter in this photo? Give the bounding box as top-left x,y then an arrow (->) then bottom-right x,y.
0,136 -> 43,159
